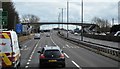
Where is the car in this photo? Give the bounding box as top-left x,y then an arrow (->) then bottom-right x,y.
0,31 -> 21,68
38,46 -> 65,68
74,32 -> 78,36
114,31 -> 120,36
34,33 -> 40,39
46,34 -> 50,37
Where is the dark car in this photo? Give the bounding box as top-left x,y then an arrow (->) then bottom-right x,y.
46,34 -> 50,37
38,46 -> 65,68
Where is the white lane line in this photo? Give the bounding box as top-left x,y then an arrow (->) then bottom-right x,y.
27,62 -> 30,65
27,40 -> 40,66
20,48 -> 23,50
28,59 -> 31,62
72,61 -> 81,69
50,36 -> 58,46
25,66 -> 28,68
64,53 -> 69,59
66,44 -> 70,48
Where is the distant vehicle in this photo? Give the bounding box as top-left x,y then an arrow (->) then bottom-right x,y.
74,32 -> 79,36
34,33 -> 40,39
69,31 -> 74,34
74,28 -> 80,33
38,46 -> 65,67
0,31 -> 21,68
114,31 -> 120,36
22,25 -> 28,35
46,34 -> 50,37
99,33 -> 106,35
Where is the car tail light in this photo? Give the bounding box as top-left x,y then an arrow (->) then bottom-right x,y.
60,54 -> 64,59
40,54 -> 45,59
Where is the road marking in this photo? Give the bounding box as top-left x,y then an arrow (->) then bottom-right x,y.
66,44 -> 71,48
25,66 -> 28,68
27,62 -> 30,65
28,59 -> 31,62
20,48 -> 23,50
72,61 -> 81,69
50,36 -> 58,46
64,53 -> 69,59
26,40 -> 40,67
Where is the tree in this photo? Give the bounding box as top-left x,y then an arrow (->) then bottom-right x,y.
2,2 -> 19,30
21,14 -> 40,33
91,17 -> 111,32
21,14 -> 40,23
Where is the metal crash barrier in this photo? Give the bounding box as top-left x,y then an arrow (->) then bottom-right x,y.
57,33 -> 120,61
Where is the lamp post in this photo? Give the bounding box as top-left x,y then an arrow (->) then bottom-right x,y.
59,8 -> 65,29
67,1 -> 69,38
81,0 -> 84,41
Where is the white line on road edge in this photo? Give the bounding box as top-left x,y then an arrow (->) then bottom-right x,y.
64,53 -> 69,59
72,61 -> 81,69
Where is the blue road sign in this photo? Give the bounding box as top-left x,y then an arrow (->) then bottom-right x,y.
16,24 -> 22,34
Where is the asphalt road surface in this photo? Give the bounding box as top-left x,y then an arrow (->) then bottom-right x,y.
20,31 -> 120,69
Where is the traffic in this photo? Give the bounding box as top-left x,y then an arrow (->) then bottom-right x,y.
0,0 -> 120,69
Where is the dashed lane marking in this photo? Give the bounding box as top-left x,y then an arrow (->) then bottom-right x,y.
25,66 -> 28,68
64,53 -> 69,59
72,61 -> 82,69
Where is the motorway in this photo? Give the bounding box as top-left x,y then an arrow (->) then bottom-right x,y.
20,31 -> 119,69
62,31 -> 119,49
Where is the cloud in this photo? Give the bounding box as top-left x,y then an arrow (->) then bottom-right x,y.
14,0 -> 119,23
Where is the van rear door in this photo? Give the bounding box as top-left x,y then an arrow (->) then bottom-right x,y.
0,32 -> 12,67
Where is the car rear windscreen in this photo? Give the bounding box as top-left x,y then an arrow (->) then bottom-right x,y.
44,50 -> 61,58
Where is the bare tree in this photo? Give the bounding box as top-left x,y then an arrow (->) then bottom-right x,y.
21,14 -> 40,33
91,17 -> 111,32
22,14 -> 40,23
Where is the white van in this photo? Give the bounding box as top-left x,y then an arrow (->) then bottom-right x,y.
0,31 -> 21,68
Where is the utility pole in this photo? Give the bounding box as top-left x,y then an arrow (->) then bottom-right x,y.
81,0 -> 84,41
62,8 -> 64,29
67,1 -> 69,38
59,8 -> 65,29
58,13 -> 60,28
112,18 -> 114,26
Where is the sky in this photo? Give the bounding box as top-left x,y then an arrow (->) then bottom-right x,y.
11,0 -> 120,29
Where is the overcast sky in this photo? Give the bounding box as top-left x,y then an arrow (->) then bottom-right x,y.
12,0 -> 119,24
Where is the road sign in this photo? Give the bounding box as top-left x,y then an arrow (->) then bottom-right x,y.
16,24 -> 22,34
2,11 -> 8,26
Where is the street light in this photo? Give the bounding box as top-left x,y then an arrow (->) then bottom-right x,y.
67,1 -> 69,38
59,8 -> 65,29
81,0 -> 84,41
